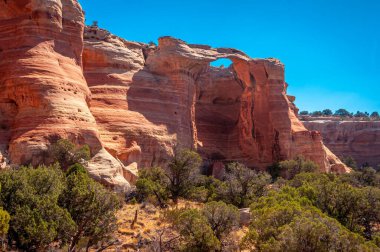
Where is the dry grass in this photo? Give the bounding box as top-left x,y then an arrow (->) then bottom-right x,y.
93,199 -> 247,251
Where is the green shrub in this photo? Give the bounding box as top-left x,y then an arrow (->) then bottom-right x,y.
290,172 -> 380,241
0,208 -> 9,238
135,167 -> 169,207
218,162 -> 271,207
188,176 -> 223,203
202,201 -> 239,240
270,156 -> 319,180
0,163 -> 121,250
166,208 -> 221,251
49,139 -> 90,169
0,164 -> 75,250
59,164 -> 122,251
166,149 -> 202,203
242,187 -> 378,251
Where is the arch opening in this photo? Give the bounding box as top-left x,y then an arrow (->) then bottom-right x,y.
210,58 -> 233,68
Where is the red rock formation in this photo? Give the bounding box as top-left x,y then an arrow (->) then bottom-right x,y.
83,27 -> 175,168
83,31 -> 346,173
0,0 -> 347,184
304,120 -> 380,167
0,0 -> 130,189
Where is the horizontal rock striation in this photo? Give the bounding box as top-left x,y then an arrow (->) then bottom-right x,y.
303,120 -> 380,167
0,0 -> 130,190
0,0 -> 348,188
83,32 -> 346,173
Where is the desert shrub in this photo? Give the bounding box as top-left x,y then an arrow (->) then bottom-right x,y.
59,164 -> 122,251
0,163 -> 121,251
166,208 -> 221,251
340,167 -> 380,188
135,167 -> 170,207
0,208 -> 9,238
290,172 -> 380,241
341,156 -> 358,169
370,112 -> 379,119
217,162 -> 271,208
311,110 -> 323,116
49,139 -> 91,169
188,176 -> 223,203
270,156 -> 319,180
202,201 -> 239,240
334,109 -> 352,117
242,187 -> 378,251
0,164 -> 75,250
166,149 -> 202,203
322,109 -> 333,116
354,111 -> 370,118
136,149 -> 202,205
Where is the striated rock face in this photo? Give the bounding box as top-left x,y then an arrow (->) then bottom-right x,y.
83,27 -> 175,168
304,121 -> 380,167
0,0 -> 130,190
83,31 -> 346,173
0,0 -> 347,185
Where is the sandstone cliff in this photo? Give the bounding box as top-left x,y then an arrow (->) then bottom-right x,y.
0,0 -> 130,190
0,0 -> 347,188
83,27 -> 346,173
303,120 -> 380,167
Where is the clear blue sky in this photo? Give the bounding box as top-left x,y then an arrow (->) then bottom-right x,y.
79,0 -> 380,113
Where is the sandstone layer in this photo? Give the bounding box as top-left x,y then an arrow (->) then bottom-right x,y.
304,120 -> 380,167
83,28 -> 346,173
0,0 -> 130,190
0,0 -> 347,187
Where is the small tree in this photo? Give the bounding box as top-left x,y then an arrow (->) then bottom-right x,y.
0,165 -> 75,250
202,201 -> 239,240
276,156 -> 319,179
299,111 -> 309,115
166,208 -> 221,251
341,156 -> 357,169
135,167 -> 170,207
311,111 -> 323,116
218,163 -> 271,207
165,149 -> 202,203
322,109 -> 333,116
59,164 -> 122,251
354,111 -> 369,118
50,139 -> 90,169
370,112 -> 379,119
334,109 -> 351,117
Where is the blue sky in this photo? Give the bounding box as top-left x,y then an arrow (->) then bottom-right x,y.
79,0 -> 380,113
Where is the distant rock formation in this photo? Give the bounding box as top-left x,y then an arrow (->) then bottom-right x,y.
303,120 -> 380,167
0,0 -> 347,189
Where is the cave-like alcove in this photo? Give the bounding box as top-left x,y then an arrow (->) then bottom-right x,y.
195,58 -> 244,164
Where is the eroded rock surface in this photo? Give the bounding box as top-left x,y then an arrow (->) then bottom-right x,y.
83,30 -> 346,173
304,121 -> 380,167
0,0 -> 347,188
0,0 -> 130,189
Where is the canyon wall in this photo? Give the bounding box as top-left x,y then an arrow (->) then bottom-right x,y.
0,0 -> 347,188
304,120 -> 380,167
0,0 -> 130,190
83,27 -> 346,173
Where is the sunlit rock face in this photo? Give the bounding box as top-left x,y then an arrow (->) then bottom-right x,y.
0,0 -> 130,190
0,0 -> 347,185
304,120 -> 380,167
83,31 -> 347,173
